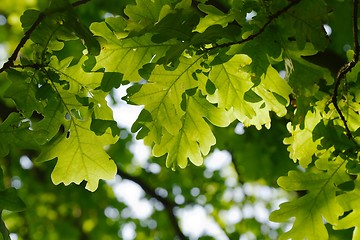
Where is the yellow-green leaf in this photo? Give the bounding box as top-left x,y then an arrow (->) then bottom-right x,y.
206,54 -> 279,129
283,109 -> 322,168
37,119 -> 118,192
153,92 -> 233,168
130,55 -> 203,141
90,21 -> 176,82
270,157 -> 346,240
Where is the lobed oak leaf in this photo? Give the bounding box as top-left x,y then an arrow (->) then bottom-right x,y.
153,92 -> 233,168
270,166 -> 345,240
37,119 -> 118,192
283,110 -> 322,168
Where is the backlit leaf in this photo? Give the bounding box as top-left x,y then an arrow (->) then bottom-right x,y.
283,109 -> 322,168
90,21 -> 176,82
129,55 -> 203,143
36,118 -> 118,192
335,183 -> 360,239
270,156 -> 347,240
194,3 -> 236,33
124,0 -> 175,32
153,92 -> 233,168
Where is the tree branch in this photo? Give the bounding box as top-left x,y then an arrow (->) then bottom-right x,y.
0,0 -> 91,74
228,151 -> 245,185
116,167 -> 187,240
331,0 -> 359,142
0,13 -> 45,74
206,0 -> 301,51
71,0 -> 91,8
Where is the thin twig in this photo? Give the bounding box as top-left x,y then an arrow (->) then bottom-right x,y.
71,0 -> 91,8
228,150 -> 245,185
0,13 -> 45,74
0,0 -> 91,74
117,167 -> 187,240
332,0 -> 359,142
206,0 -> 301,51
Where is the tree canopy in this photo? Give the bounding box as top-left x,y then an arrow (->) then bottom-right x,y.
0,0 -> 359,239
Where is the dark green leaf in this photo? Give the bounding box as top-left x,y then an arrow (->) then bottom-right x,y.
0,188 -> 26,212
131,109 -> 152,133
244,89 -> 262,103
337,181 -> 355,191
91,119 -> 120,137
205,79 -> 216,94
0,216 -> 10,240
5,69 -> 43,118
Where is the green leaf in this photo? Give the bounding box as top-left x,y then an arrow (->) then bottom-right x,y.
153,92 -> 233,168
0,113 -> 40,157
338,94 -> 360,135
280,0 -> 329,50
0,188 -> 26,212
0,215 -> 9,240
20,8 -> 74,50
124,0 -> 175,32
32,96 -> 65,144
5,69 -> 43,118
49,56 -> 104,94
130,108 -> 152,133
335,183 -> 360,238
313,120 -> 356,151
337,181 -> 355,191
251,65 -> 291,118
100,72 -> 122,92
270,157 -> 347,240
205,79 -> 216,95
49,56 -> 116,124
33,56 -> 119,191
90,119 -> 120,136
287,42 -> 334,90
191,24 -> 242,46
36,118 -> 118,192
204,54 -> 256,125
129,55 -> 203,142
129,54 -> 234,167
62,12 -> 100,56
283,109 -> 322,168
0,168 -> 4,190
244,89 -> 262,103
151,11 -> 198,43
204,55 -> 290,129
194,4 -> 236,33
235,26 -> 283,78
90,21 -> 176,82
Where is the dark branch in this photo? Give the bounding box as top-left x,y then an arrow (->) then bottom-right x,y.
116,167 -> 187,240
0,0 -> 91,74
229,151 -> 245,185
332,0 -> 359,142
0,13 -> 45,74
71,0 -> 91,8
206,0 -> 301,51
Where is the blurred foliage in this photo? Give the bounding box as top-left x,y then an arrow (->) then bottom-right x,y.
0,0 -> 359,239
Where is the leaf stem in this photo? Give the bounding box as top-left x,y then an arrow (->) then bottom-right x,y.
0,0 -> 91,74
331,0 -> 359,143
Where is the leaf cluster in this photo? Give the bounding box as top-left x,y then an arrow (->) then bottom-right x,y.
0,0 -> 360,239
